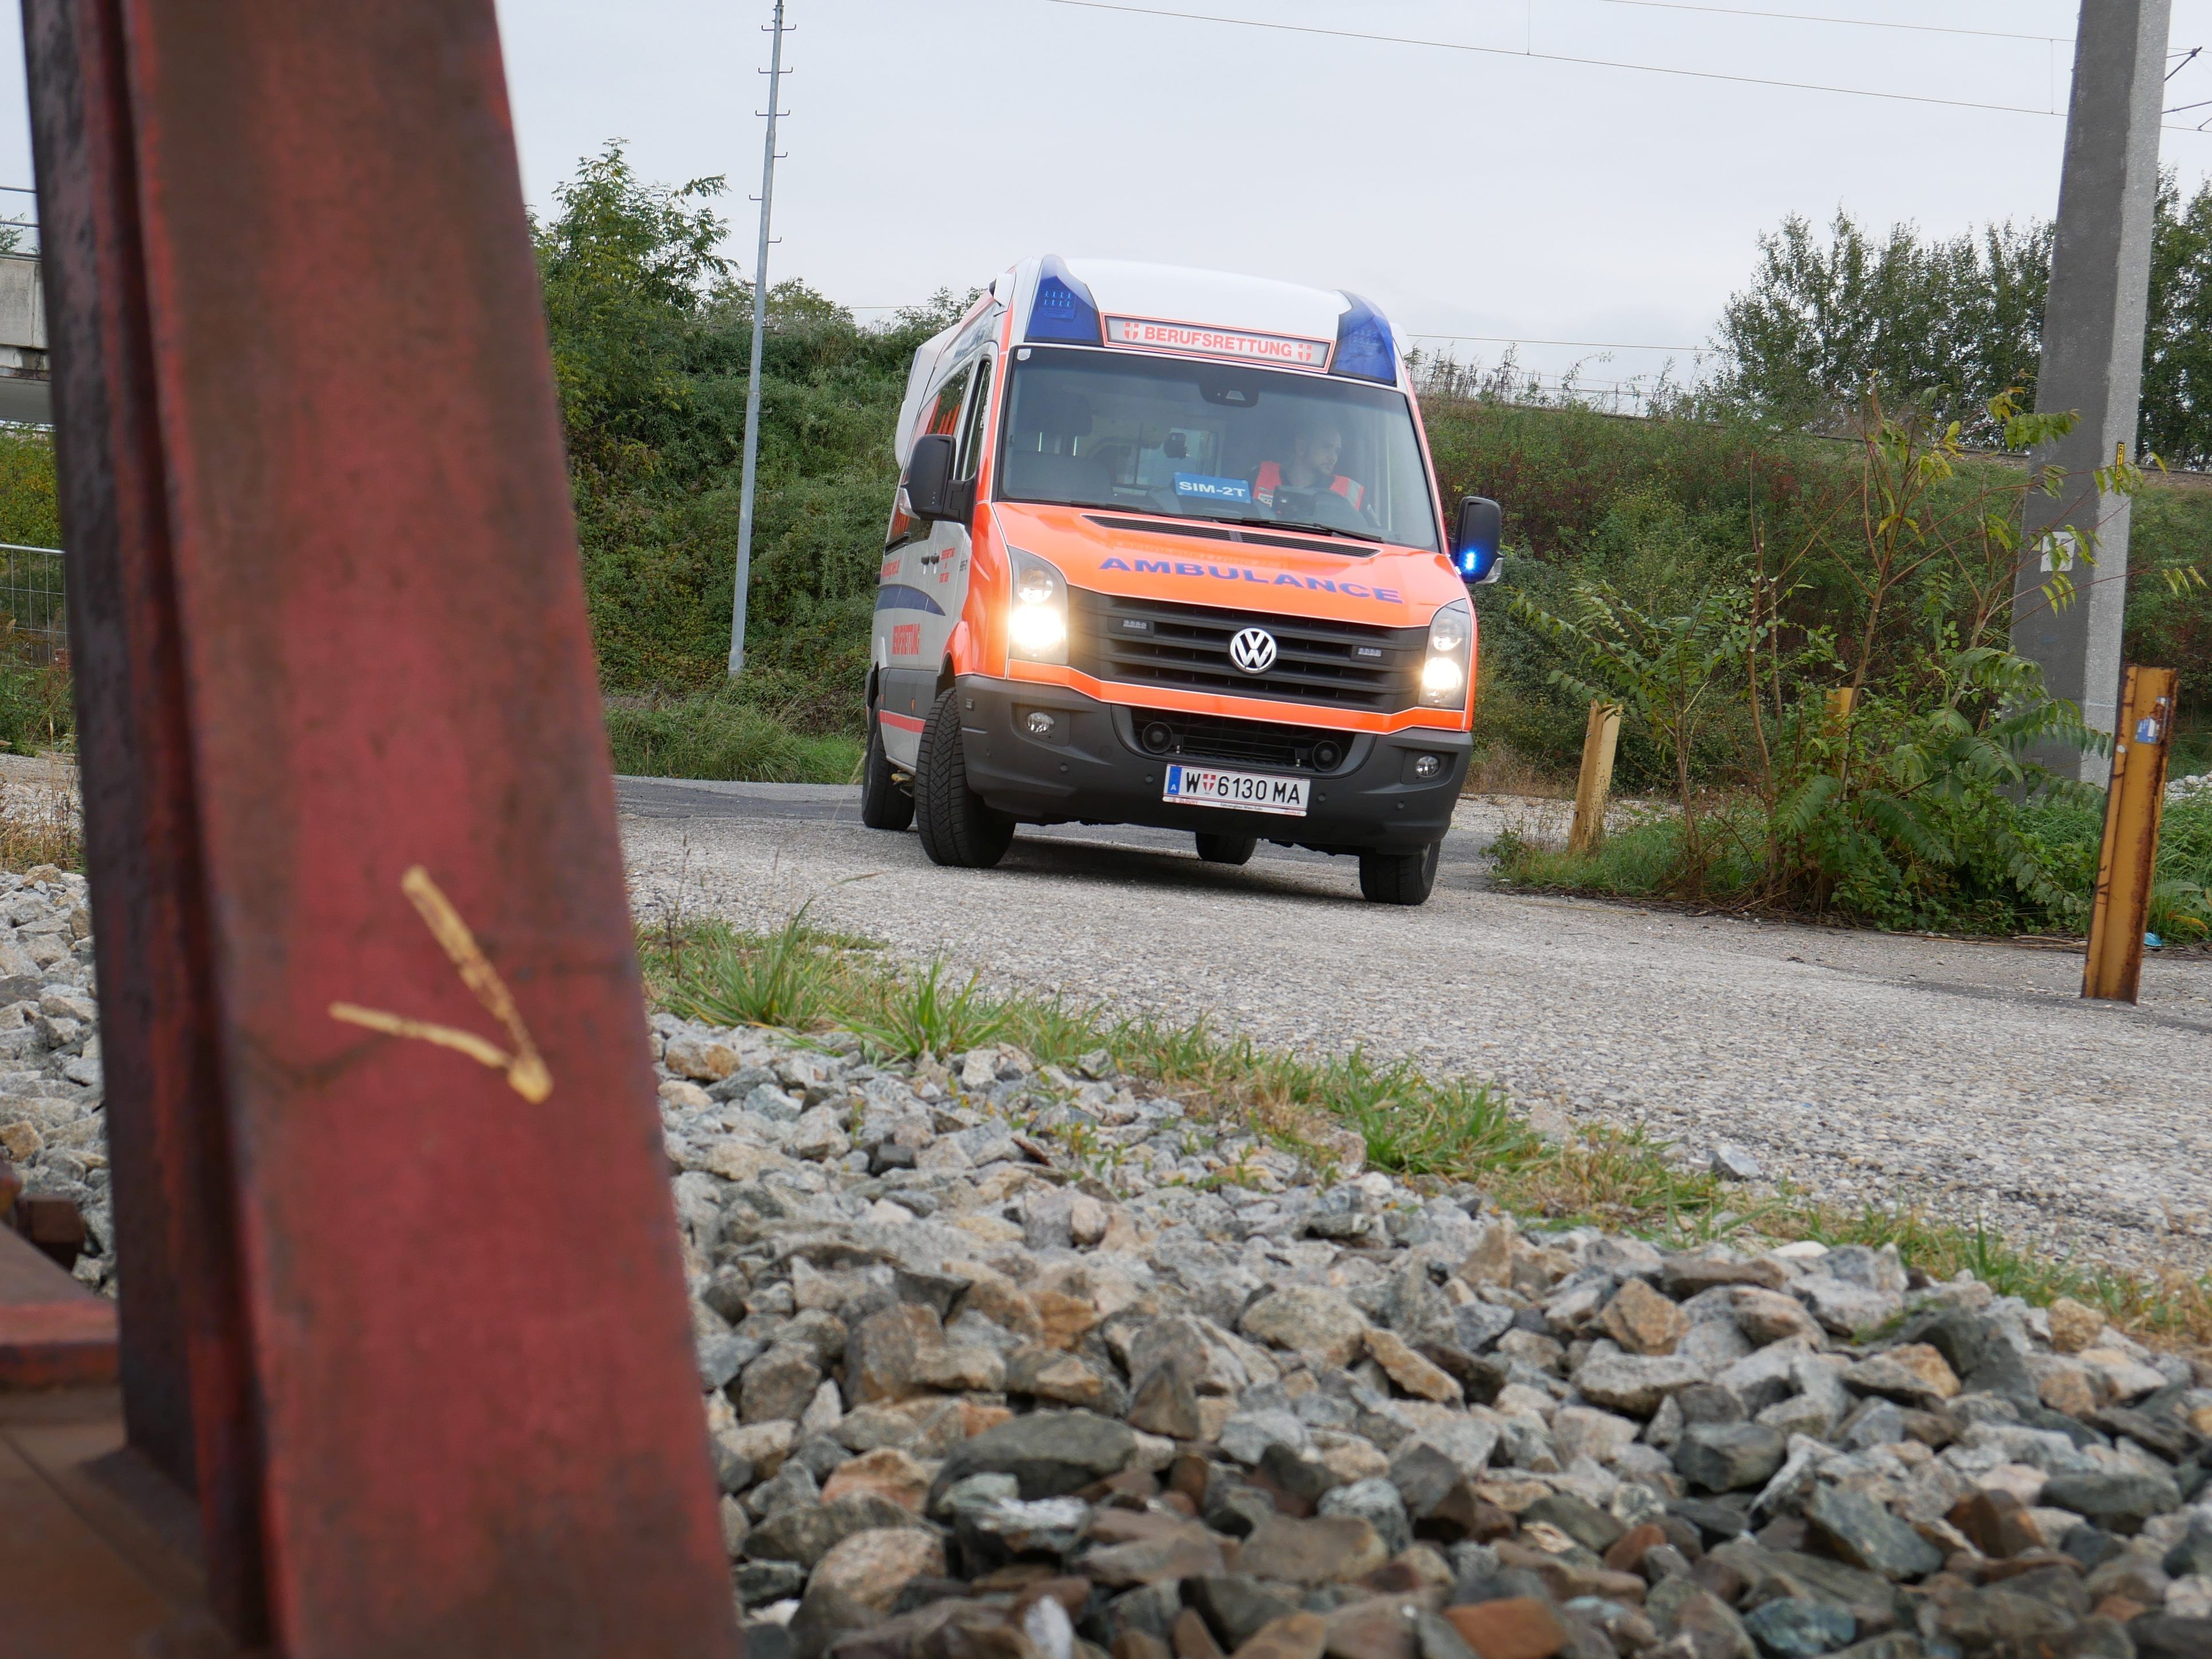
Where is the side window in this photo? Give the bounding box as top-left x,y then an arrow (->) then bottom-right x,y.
956,356 -> 994,482
926,366 -> 971,440
887,365 -> 973,550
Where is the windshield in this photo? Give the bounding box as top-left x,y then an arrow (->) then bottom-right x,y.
994,346 -> 1441,552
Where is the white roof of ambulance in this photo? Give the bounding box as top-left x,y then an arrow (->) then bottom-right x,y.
895,258 -> 1402,465
1039,259 -> 1359,348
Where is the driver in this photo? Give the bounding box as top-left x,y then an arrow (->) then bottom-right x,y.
1254,422 -> 1367,515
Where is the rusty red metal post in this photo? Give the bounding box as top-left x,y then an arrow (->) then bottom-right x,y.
22,1 -> 739,1652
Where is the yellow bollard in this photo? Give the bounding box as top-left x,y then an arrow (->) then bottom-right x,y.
2083,665 -> 2179,1004
1567,701 -> 1622,857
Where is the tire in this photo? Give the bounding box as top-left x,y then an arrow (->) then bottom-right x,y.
1358,840 -> 1441,905
860,706 -> 914,832
915,688 -> 1014,869
1194,830 -> 1258,865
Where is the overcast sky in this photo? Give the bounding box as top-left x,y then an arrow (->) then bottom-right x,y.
9,1 -> 2212,389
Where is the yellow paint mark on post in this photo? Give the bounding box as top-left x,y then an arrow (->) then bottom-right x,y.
329,864 -> 552,1101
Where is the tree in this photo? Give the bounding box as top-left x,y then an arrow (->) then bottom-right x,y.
534,142 -> 731,491
2142,175 -> 2212,466
1710,211 -> 2048,444
1712,178 -> 2212,465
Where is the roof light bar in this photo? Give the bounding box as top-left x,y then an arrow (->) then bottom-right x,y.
1332,292 -> 1398,384
1026,255 -> 1103,345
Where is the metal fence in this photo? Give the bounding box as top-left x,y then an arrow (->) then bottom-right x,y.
0,184 -> 37,257
1406,348 -> 1723,421
0,542 -> 65,664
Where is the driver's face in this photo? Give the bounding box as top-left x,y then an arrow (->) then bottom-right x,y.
1300,432 -> 1341,471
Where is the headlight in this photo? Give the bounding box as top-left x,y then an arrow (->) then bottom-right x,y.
1007,547 -> 1069,666
1420,598 -> 1473,709
1421,656 -> 1465,695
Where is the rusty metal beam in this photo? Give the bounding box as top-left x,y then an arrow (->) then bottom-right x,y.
22,1 -> 739,1652
21,3 -> 257,1636
0,1227 -> 117,1387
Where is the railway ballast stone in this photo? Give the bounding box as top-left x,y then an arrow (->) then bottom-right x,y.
634,1011 -> 2212,1659
0,867 -> 105,1276
16,895 -> 2212,1659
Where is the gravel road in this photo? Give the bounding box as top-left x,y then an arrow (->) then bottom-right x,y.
619,777 -> 2212,1274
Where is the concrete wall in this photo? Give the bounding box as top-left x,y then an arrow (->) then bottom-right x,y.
0,256 -> 46,353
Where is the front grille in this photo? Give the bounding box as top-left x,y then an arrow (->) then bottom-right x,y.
1071,589 -> 1424,711
1125,708 -> 1358,773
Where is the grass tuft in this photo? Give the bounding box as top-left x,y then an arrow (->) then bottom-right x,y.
849,956 -> 1010,1062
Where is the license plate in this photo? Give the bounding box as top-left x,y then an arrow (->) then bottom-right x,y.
1162,763 -> 1309,817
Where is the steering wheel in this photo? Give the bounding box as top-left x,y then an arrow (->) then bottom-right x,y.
1273,485 -> 1371,532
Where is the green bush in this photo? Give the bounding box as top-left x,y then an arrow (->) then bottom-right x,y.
0,646 -> 70,754
1497,793 -> 2212,940
605,686 -> 861,784
0,428 -> 60,547
538,144 -> 962,730
1480,389 -> 2212,934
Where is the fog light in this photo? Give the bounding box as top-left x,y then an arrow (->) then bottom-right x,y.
1313,740 -> 1342,770
1025,711 -> 1056,738
1413,754 -> 1442,779
1142,721 -> 1174,754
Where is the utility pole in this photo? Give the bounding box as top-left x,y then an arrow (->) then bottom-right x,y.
729,0 -> 790,678
2012,0 -> 2171,784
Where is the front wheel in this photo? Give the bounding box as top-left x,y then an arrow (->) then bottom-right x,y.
1194,830 -> 1258,866
1358,840 -> 1441,905
860,707 -> 914,832
915,689 -> 1014,869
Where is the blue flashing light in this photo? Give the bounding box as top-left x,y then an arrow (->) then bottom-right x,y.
1026,256 -> 1103,345
1332,292 -> 1397,383
1454,542 -> 1499,583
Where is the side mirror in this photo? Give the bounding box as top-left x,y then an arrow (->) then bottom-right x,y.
903,433 -> 972,524
1453,496 -> 1504,585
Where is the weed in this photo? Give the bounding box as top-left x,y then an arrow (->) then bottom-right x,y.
652,908 -> 864,1031
0,756 -> 83,873
1013,995 -> 1113,1068
849,955 -> 1007,1062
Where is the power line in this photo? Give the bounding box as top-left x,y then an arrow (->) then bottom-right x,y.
1044,0 -> 2212,133
1597,0 -> 2062,46
1406,330 -> 1724,354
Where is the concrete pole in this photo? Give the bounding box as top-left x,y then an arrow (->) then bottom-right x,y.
729,0 -> 789,678
2012,0 -> 2170,785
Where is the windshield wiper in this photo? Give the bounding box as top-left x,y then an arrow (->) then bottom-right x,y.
1209,513 -> 1381,544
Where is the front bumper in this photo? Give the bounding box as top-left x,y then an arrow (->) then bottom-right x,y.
952,676 -> 1470,854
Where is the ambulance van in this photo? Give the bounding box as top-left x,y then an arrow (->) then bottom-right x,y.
863,257 -> 1503,907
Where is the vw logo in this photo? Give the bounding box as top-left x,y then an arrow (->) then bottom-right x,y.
1229,627 -> 1278,674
